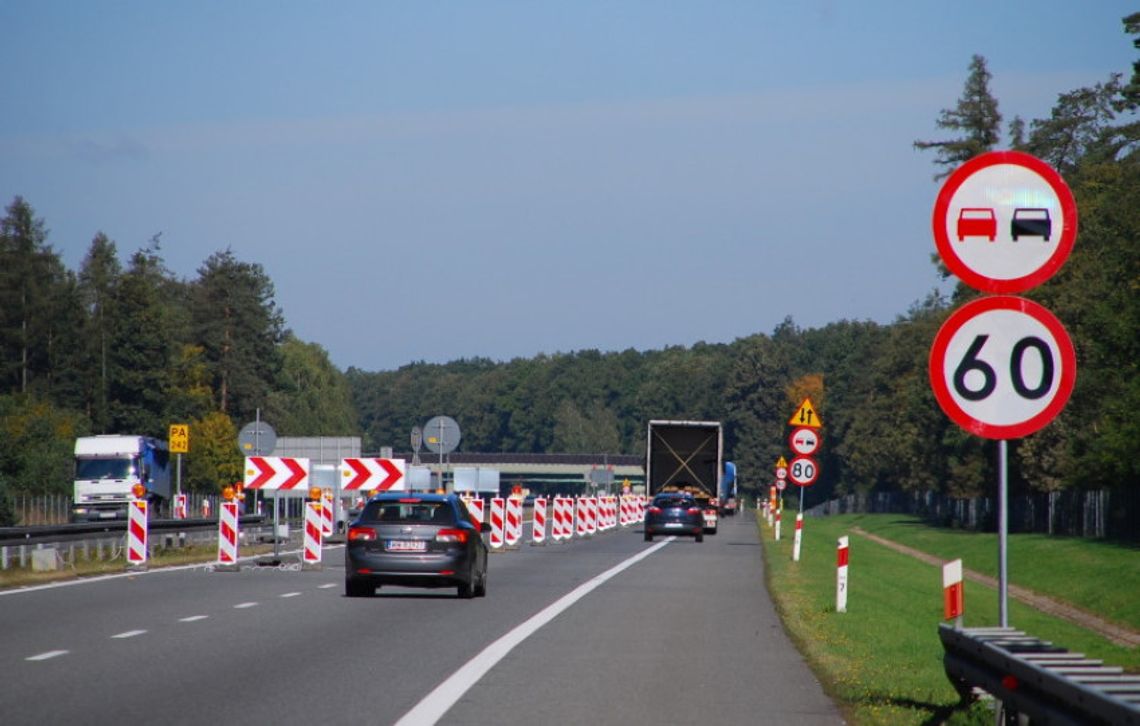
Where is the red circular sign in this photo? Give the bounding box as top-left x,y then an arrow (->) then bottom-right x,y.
929,296 -> 1076,439
788,427 -> 821,456
787,456 -> 819,487
933,151 -> 1077,293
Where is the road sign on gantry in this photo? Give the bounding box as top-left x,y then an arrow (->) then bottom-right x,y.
929,295 -> 1076,439
933,150 -> 1077,293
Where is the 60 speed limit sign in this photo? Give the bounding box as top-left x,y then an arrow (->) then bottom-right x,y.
929,295 -> 1076,439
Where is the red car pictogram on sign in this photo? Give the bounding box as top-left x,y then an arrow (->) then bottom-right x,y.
956,208 -> 997,241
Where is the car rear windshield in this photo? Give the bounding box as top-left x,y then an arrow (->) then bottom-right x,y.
654,496 -> 692,508
361,501 -> 455,524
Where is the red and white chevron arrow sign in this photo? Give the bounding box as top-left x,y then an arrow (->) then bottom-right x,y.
340,457 -> 406,491
244,456 -> 311,490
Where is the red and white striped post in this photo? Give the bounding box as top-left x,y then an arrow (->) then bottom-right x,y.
173,493 -> 188,520
127,500 -> 148,568
303,501 -> 323,568
793,513 -> 804,562
836,536 -> 849,613
943,559 -> 964,625
216,501 -> 239,570
201,497 -> 212,518
320,491 -> 334,538
575,497 -> 588,538
585,496 -> 598,536
551,497 -> 568,541
489,497 -> 505,551
505,496 -> 523,548
466,496 -> 485,529
774,506 -> 782,541
531,497 -> 547,545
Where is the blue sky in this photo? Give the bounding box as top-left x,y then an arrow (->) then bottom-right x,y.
2,1 -> 1135,372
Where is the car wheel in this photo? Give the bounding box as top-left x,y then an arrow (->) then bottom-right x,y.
474,569 -> 487,598
345,578 -> 373,598
696,533 -> 704,543
458,564 -> 476,599
644,531 -> 653,542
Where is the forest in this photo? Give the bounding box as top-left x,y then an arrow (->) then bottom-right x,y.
2,17 -> 1138,527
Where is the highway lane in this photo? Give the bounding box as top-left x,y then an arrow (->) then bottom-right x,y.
0,512 -> 841,725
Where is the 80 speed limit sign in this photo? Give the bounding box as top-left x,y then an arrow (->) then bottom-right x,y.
787,456 -> 819,487
929,295 -> 1076,439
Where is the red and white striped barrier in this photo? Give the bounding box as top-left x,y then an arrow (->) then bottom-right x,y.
602,496 -> 616,530
465,496 -> 485,529
202,497 -> 211,518
943,559 -> 964,622
303,501 -> 323,566
489,497 -> 505,550
575,497 -> 588,537
217,501 -> 239,567
173,493 -> 188,520
793,513 -> 804,562
531,497 -> 547,545
552,496 -> 571,542
127,500 -> 147,567
585,496 -> 598,536
505,497 -> 523,548
320,492 -> 334,538
836,536 -> 849,613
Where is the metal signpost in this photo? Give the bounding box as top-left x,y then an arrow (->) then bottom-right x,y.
238,413 -> 278,557
423,416 -> 460,490
929,150 -> 1078,627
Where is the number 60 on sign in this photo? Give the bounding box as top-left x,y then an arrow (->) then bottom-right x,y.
929,296 -> 1076,440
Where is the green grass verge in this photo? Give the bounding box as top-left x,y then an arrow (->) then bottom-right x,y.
758,513 -> 1140,725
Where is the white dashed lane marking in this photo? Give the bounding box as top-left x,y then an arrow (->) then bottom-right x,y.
280,592 -> 302,598
111,630 -> 148,639
27,650 -> 69,661
234,602 -> 258,609
179,615 -> 209,623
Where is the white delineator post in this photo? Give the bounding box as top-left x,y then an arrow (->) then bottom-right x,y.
127,500 -> 148,567
320,492 -> 334,538
943,558 -> 965,625
303,501 -> 323,567
793,513 -> 804,562
774,507 -> 781,541
531,497 -> 547,545
836,536 -> 849,613
173,493 -> 188,520
217,501 -> 239,568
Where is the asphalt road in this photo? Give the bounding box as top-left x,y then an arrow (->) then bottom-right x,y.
0,511 -> 842,725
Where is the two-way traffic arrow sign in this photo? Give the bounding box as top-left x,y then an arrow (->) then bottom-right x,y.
244,456 -> 311,490
340,457 -> 406,492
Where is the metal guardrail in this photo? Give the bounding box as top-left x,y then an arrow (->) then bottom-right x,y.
940,625 -> 1140,724
0,516 -> 266,547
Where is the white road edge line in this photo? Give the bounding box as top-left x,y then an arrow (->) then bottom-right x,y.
26,650 -> 69,661
394,538 -> 672,726
111,629 -> 147,639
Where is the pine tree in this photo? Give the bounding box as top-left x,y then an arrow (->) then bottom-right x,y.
914,54 -> 1003,179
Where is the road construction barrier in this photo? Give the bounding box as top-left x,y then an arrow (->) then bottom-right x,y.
489,497 -> 505,550
465,496 -> 485,528
303,502 -> 323,567
505,497 -> 523,548
585,496 -> 598,536
320,492 -> 334,538
575,497 -> 588,537
127,500 -> 147,567
217,501 -> 239,567
202,498 -> 211,518
552,496 -> 571,541
531,497 -> 547,545
173,493 -> 188,520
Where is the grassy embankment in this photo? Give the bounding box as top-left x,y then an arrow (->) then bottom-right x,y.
757,511 -> 1140,725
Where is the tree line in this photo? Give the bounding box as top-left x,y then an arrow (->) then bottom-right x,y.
3,15 -> 1137,529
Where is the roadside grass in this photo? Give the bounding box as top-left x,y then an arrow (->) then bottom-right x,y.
0,542 -> 287,589
758,513 -> 1140,726
838,513 -> 1140,631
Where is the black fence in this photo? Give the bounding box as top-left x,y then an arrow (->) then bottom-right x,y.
807,488 -> 1140,542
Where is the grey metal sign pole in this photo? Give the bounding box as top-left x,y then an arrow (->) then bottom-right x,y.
999,440 -> 1009,627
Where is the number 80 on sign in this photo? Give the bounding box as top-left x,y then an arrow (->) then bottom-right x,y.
787,456 -> 819,487
929,296 -> 1076,440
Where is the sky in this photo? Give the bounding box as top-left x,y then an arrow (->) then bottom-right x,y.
2,1 -> 1135,372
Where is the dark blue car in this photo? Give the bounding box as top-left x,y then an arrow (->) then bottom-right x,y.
643,493 -> 704,543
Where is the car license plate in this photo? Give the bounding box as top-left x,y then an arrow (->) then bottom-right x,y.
664,522 -> 683,528
386,540 -> 426,552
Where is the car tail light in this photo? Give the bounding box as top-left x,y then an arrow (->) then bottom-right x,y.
647,506 -> 662,515
435,528 -> 469,544
688,507 -> 702,515
348,526 -> 377,541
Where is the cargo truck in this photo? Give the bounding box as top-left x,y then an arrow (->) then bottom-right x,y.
645,420 -> 723,534
71,435 -> 172,521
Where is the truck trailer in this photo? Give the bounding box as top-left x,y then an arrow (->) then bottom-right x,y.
71,435 -> 172,521
645,420 -> 723,534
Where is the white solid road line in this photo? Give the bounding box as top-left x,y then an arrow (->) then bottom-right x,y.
394,538 -> 673,726
26,650 -> 69,661
111,630 -> 147,639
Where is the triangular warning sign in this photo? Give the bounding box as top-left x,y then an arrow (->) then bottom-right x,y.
788,398 -> 822,428
775,456 -> 788,469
